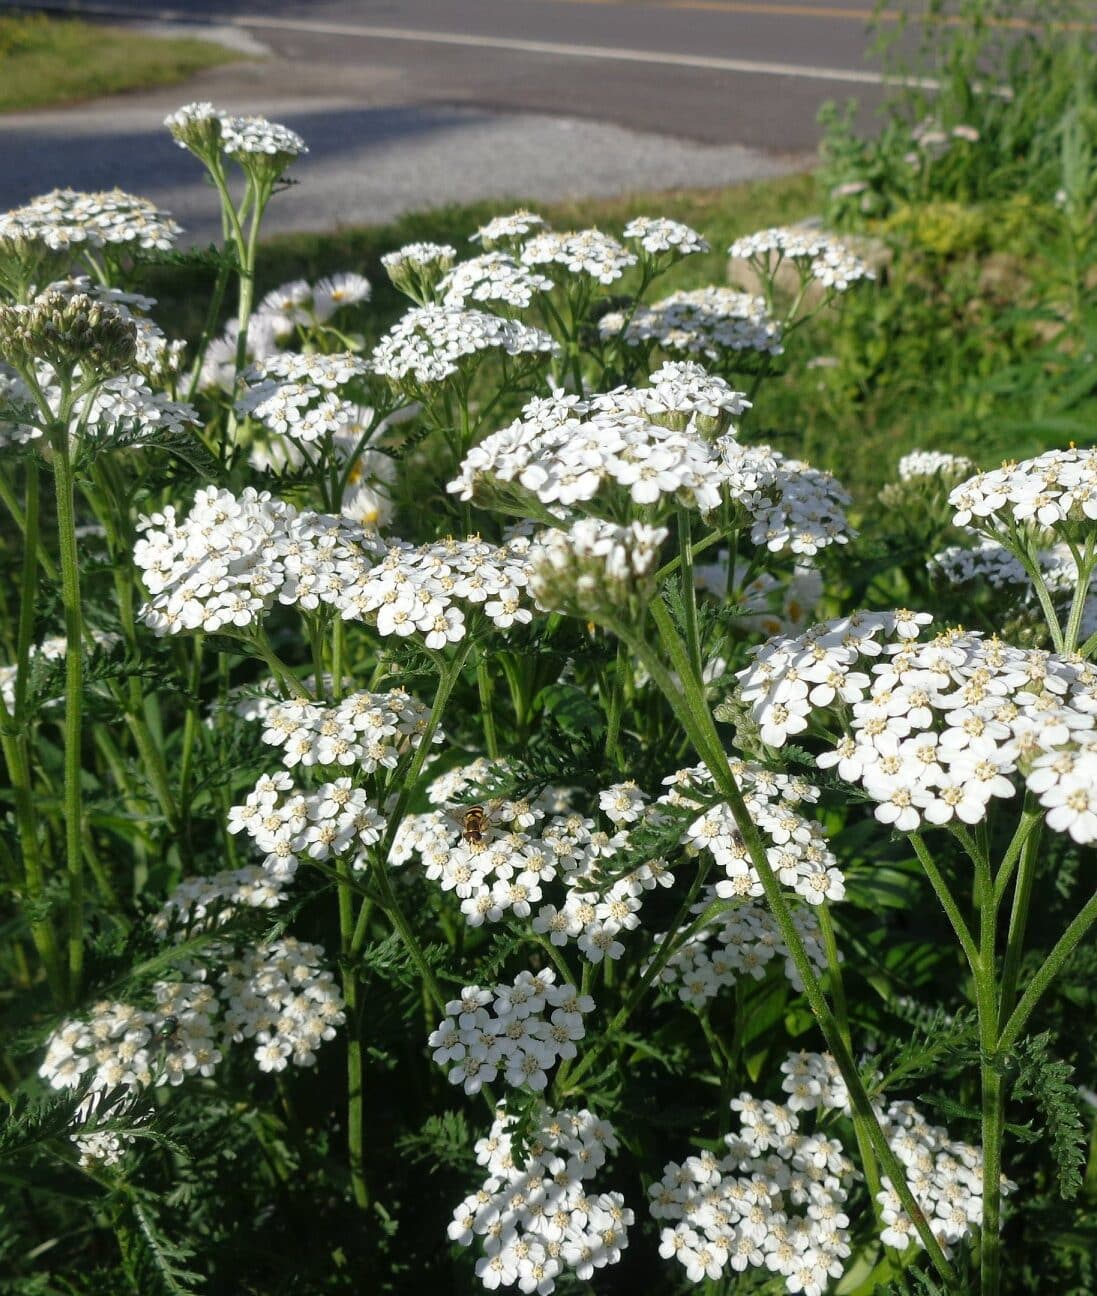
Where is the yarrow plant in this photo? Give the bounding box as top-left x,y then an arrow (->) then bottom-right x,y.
0,98 -> 1091,1296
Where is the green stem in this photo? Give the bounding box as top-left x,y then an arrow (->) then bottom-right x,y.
1061,534 -> 1096,653
996,819 -> 1042,1027
337,854 -> 369,1209
252,632 -> 310,700
820,904 -> 903,1275
603,638 -> 627,766
677,506 -> 703,682
50,424 -> 86,1002
992,809 -> 1041,907
476,650 -> 499,759
909,833 -> 981,975
178,636 -> 204,858
975,838 -> 1002,1296
332,619 -> 345,702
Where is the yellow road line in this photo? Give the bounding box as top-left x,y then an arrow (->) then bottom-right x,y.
533,0 -> 1091,30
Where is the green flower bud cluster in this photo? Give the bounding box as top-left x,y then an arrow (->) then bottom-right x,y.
0,290 -> 138,381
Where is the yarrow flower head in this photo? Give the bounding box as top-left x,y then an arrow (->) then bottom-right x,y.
520,229 -> 637,285
735,612 -> 1097,841
622,216 -> 710,258
394,760 -> 670,957
166,102 -> 307,178
448,363 -> 750,519
657,898 -> 828,1005
950,446 -> 1097,537
898,450 -> 977,484
450,1104 -> 631,1293
660,761 -> 845,906
39,937 -> 342,1165
729,226 -> 874,294
381,242 -> 457,303
429,968 -> 593,1096
528,517 -> 667,621
650,1054 -> 856,1292
134,486 -> 385,636
470,210 -> 548,249
599,286 -> 783,361
236,351 -> 372,445
438,252 -> 553,310
0,187 -> 181,255
371,304 -> 556,389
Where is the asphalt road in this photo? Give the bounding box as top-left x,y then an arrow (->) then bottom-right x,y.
0,0 -> 923,239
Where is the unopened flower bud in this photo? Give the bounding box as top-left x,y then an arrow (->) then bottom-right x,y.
529,518 -> 667,622
0,289 -> 138,380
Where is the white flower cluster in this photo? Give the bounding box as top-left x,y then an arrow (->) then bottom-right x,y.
65,371 -> 197,440
165,102 -> 307,161
371,304 -> 556,385
529,517 -> 667,617
449,363 -> 748,515
236,351 -> 371,444
663,762 -> 846,905
428,969 -> 593,1095
471,210 -> 548,247
598,287 -> 783,360
930,540 -> 1097,639
930,538 -> 1029,590
950,446 -> 1097,532
449,369 -> 851,557
719,442 -> 854,556
219,937 -> 346,1072
875,1098 -> 1012,1255
395,764 -> 672,960
439,252 -> 554,309
153,865 -> 288,938
650,1056 -> 856,1292
0,187 -> 181,252
134,486 -> 385,636
246,687 -> 435,772
449,1105 -> 632,1293
657,899 -> 827,1005
381,242 -> 456,277
897,450 -> 977,483
40,936 -> 343,1166
622,216 -> 710,257
336,534 -> 535,644
521,230 -> 637,285
40,981 -> 220,1098
736,612 -> 1097,840
228,771 -> 385,880
728,227 -> 874,293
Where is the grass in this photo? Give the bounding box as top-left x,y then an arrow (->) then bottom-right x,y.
0,11 -> 242,113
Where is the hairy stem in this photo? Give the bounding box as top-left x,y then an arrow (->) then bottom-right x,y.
50,423 -> 86,1001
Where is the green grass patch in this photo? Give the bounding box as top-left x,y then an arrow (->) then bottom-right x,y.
0,11 -> 242,113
